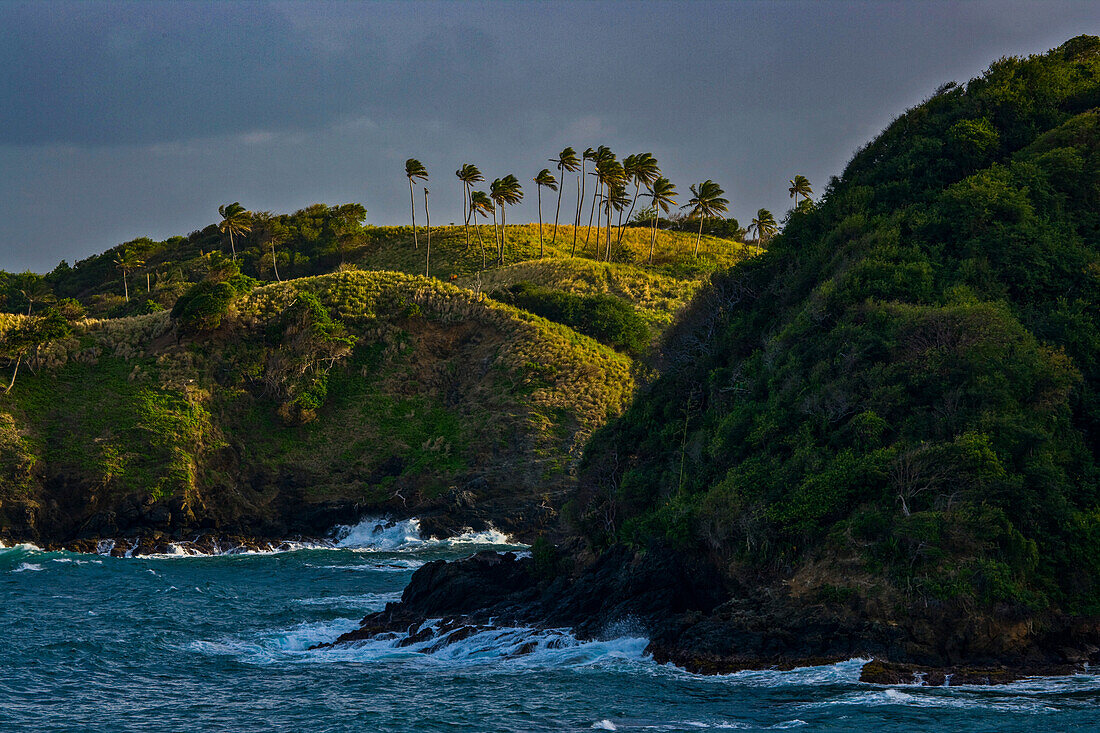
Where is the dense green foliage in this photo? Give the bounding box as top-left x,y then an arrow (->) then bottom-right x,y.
577,37 -> 1100,616
170,259 -> 256,336
492,282 -> 651,356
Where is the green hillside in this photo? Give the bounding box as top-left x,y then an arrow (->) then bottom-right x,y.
0,269 -> 634,541
575,35 -> 1100,631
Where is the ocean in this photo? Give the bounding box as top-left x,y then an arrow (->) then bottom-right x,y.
2,519 -> 1097,732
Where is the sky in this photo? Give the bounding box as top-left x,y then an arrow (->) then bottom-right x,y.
0,0 -> 1096,273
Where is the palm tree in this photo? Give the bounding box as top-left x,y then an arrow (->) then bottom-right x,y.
405,158 -> 428,249
619,153 -> 659,246
252,211 -> 283,281
470,190 -> 493,270
594,155 -> 625,261
605,182 -> 629,261
788,174 -> 812,206
534,168 -> 558,257
549,147 -> 579,244
17,276 -> 55,315
489,178 -> 505,264
681,180 -> 730,257
748,208 -> 778,245
647,177 -> 678,264
584,146 -> 613,254
114,249 -> 144,302
496,174 -> 523,264
423,188 -> 432,276
218,202 -> 251,261
573,147 -> 596,257
455,164 -> 483,252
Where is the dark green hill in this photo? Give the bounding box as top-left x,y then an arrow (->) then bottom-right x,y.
574,36 -> 1100,645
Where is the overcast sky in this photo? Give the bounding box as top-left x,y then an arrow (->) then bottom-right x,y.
0,0 -> 1096,272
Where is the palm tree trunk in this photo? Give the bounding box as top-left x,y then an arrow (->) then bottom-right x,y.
649,208 -> 659,265
501,207 -> 508,265
123,271 -> 129,302
229,230 -> 236,261
552,172 -> 563,245
409,178 -> 418,249
3,354 -> 21,394
694,216 -> 704,257
584,178 -> 599,254
424,189 -> 431,276
475,218 -> 486,270
619,182 -> 640,247
271,242 -> 281,282
572,161 -> 586,257
605,201 -> 613,262
462,185 -> 470,252
492,207 -> 500,265
537,186 -> 544,257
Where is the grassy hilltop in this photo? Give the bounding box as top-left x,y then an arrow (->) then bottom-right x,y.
0,212 -> 753,542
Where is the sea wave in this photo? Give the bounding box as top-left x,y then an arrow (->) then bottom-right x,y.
192,616 -> 649,671
331,517 -> 522,552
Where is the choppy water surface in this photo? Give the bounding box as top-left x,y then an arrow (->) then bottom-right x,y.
3,519 -> 1098,732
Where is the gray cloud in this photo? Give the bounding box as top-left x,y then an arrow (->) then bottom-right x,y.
1,0 -> 1097,272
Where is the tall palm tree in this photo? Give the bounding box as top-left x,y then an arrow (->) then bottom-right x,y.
496,174 -> 523,265
218,202 -> 251,261
594,154 -> 625,261
17,277 -> 55,315
405,158 -> 428,249
748,208 -> 778,245
470,190 -> 493,270
647,177 -> 678,264
489,178 -> 505,264
584,146 -> 613,254
534,168 -> 558,257
252,210 -> 283,281
549,147 -> 579,245
423,188 -> 432,276
604,182 -> 629,261
114,249 -> 144,303
788,174 -> 812,205
573,147 -> 597,257
455,164 -> 483,252
619,153 -> 659,246
681,180 -> 730,257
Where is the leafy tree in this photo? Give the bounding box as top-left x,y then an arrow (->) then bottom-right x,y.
549,147 -> 579,244
681,180 -> 730,256
218,202 -> 252,261
405,158 -> 428,249
170,261 -> 255,338
1,308 -> 71,393
647,177 -> 678,264
534,168 -> 558,256
113,249 -> 144,303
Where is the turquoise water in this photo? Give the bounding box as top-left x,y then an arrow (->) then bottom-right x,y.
3,519 -> 1099,732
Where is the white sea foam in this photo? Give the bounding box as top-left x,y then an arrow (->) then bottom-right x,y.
331,517 -> 522,552
12,562 -> 43,572
295,591 -> 402,609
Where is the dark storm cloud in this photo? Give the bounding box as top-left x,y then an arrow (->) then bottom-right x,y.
0,0 -> 1097,272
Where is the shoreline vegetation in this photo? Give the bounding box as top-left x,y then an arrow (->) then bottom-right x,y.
5,35 -> 1100,683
